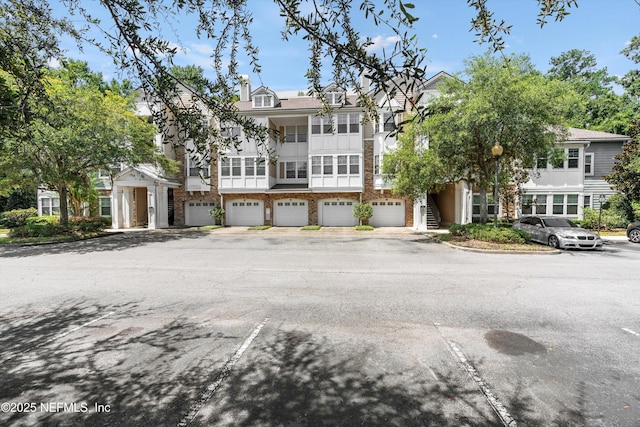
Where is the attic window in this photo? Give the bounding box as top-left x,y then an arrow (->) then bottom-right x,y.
253,95 -> 273,108
324,92 -> 344,105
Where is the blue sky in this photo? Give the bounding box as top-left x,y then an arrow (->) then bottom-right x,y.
58,0 -> 640,92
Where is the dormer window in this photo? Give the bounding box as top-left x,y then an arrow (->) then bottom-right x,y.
324,91 -> 344,106
253,94 -> 274,108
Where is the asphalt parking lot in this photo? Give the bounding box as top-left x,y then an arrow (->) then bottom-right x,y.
1,229 -> 638,426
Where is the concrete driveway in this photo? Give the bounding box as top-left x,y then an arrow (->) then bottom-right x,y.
1,230 -> 638,426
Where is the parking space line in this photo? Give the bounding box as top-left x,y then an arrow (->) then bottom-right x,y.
446,340 -> 517,427
0,310 -> 115,363
177,317 -> 269,427
622,328 -> 640,337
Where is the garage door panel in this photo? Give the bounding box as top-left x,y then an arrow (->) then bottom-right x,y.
320,199 -> 357,227
370,200 -> 405,227
274,199 -> 308,227
185,200 -> 216,226
226,200 -> 264,226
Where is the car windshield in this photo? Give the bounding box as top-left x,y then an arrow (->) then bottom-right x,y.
542,218 -> 574,228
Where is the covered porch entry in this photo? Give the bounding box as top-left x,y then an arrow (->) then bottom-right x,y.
111,166 -> 180,230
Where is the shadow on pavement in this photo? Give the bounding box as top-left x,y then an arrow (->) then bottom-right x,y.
0,229 -> 209,259
0,302 -> 587,426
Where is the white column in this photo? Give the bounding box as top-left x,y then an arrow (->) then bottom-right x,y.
122,188 -> 132,228
146,184 -> 157,229
156,186 -> 169,228
111,184 -> 120,229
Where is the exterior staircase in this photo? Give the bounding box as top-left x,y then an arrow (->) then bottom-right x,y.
426,196 -> 441,229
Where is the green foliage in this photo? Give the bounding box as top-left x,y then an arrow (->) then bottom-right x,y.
448,223 -> 530,244
355,225 -> 374,231
352,202 -> 373,225
10,223 -> 65,238
382,116 -> 444,199
423,52 -> 579,223
606,139 -> 640,207
248,225 -> 271,230
301,225 -> 321,230
0,208 -> 38,228
26,215 -> 59,225
209,205 -> 225,225
582,207 -> 628,230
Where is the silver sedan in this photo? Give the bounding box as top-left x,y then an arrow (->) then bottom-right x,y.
513,216 -> 603,250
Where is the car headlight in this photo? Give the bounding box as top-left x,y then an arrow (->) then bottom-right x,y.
557,233 -> 575,239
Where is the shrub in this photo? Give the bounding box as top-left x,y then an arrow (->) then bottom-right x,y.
353,203 -> 373,225
0,208 -> 38,228
447,223 -> 529,244
209,206 -> 225,225
68,216 -> 106,232
10,223 -> 66,238
26,215 -> 59,225
582,207 -> 628,230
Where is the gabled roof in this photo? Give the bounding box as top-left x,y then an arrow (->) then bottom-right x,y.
114,164 -> 181,187
566,128 -> 631,142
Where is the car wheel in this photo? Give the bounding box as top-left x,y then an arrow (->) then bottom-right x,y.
548,235 -> 560,249
629,228 -> 640,243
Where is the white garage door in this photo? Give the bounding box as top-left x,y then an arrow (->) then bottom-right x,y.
226,199 -> 264,226
274,199 -> 308,226
370,200 -> 405,227
319,199 -> 357,226
185,200 -> 216,226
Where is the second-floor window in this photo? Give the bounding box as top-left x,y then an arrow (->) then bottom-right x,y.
285,125 -> 308,143
244,158 -> 266,176
381,112 -> 395,132
568,148 -> 579,168
374,155 -> 380,175
311,116 -> 333,134
584,153 -> 594,175
337,114 -> 360,134
280,161 -> 307,179
187,156 -> 210,178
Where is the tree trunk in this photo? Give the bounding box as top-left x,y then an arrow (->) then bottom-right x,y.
479,187 -> 488,224
58,184 -> 69,226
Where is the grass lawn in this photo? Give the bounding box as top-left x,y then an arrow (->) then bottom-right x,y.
0,230 -> 111,245
248,225 -> 272,231
199,225 -> 224,230
301,225 -> 322,230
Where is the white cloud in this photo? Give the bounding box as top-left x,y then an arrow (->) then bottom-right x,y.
48,58 -> 61,68
365,35 -> 402,52
432,34 -> 438,39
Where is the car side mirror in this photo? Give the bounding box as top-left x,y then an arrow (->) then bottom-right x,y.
535,224 -> 542,228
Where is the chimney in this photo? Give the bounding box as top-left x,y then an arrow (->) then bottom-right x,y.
240,75 -> 252,102
359,72 -> 371,93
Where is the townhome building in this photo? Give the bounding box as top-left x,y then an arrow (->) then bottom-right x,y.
36,72 -> 630,228
517,128 -> 631,219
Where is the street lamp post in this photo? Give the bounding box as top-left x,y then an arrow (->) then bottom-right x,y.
598,194 -> 606,236
491,143 -> 504,228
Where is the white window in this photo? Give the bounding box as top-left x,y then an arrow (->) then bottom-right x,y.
221,126 -> 241,138
521,195 -> 533,215
568,148 -> 579,169
349,155 -> 359,174
536,154 -> 547,169
374,154 -> 380,175
311,156 -> 321,175
337,114 -> 348,134
584,153 -> 594,176
472,194 -> 496,216
253,95 -> 273,108
535,195 -> 547,214
280,161 -> 307,179
41,197 -> 60,216
285,125 -> 308,143
567,194 -> 579,215
349,113 -> 360,133
245,158 -> 266,176
382,112 -> 395,132
187,156 -> 210,178
231,158 -> 241,176
337,155 -> 348,174
323,156 -> 333,175
221,158 -> 230,176
552,149 -> 565,169
325,91 -> 344,105
99,197 -> 111,217
583,194 -> 592,209
245,157 -> 255,176
553,195 -> 564,214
